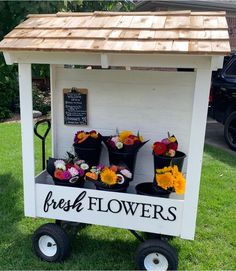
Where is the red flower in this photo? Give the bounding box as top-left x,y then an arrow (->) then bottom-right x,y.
124,138 -> 134,145
153,142 -> 167,155
54,169 -> 64,180
168,142 -> 178,151
66,163 -> 74,170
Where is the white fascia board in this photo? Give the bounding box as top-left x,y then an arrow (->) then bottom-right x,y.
2,50 -> 214,69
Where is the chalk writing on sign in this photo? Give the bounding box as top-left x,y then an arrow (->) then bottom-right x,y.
64,88 -> 88,125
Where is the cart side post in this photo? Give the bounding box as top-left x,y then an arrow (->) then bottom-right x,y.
181,67 -> 213,240
18,63 -> 36,217
50,64 -> 57,157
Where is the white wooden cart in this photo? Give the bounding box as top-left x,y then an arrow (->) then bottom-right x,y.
0,11 -> 230,270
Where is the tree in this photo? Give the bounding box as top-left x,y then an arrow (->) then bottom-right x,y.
0,1 -> 134,119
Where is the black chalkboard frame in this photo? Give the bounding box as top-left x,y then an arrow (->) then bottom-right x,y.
63,88 -> 88,126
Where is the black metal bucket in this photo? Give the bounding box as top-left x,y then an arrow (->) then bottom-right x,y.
108,151 -> 137,180
74,144 -> 102,166
153,151 -> 186,173
136,182 -> 171,198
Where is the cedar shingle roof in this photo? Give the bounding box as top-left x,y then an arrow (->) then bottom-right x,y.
0,11 -> 231,54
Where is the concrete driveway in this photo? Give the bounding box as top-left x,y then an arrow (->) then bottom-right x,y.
205,118 -> 236,156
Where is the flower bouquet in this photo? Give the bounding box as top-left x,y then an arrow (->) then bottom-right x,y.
103,130 -> 148,178
85,164 -> 132,192
152,133 -> 186,172
73,130 -> 102,166
136,165 -> 186,198
47,153 -> 89,187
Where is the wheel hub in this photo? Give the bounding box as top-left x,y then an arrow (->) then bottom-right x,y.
144,252 -> 168,270
38,235 -> 57,257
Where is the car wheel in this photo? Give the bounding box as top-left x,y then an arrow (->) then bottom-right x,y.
224,111 -> 236,151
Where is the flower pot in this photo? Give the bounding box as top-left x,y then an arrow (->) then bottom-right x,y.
108,150 -> 137,180
153,151 -> 186,173
135,182 -> 171,198
73,144 -> 102,166
94,181 -> 129,192
53,177 -> 85,188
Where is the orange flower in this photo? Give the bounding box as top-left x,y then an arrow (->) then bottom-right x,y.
77,134 -> 89,144
77,132 -> 86,140
124,137 -> 134,145
86,172 -> 98,181
110,165 -> 118,172
119,131 -> 133,142
90,130 -> 98,139
54,169 -> 64,180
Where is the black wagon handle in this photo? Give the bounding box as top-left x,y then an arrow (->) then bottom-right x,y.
34,119 -> 51,170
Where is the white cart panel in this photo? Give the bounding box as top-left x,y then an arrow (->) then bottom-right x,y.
36,182 -> 184,237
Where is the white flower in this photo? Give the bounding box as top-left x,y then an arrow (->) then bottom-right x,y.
80,163 -> 89,170
90,168 -> 97,173
68,167 -> 79,177
116,141 -> 123,149
111,136 -> 119,144
54,160 -> 66,171
117,174 -> 125,184
75,159 -> 85,165
120,169 -> 132,179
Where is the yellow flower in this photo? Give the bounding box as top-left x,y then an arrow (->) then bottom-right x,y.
100,168 -> 117,185
156,166 -> 171,174
119,130 -> 133,142
168,136 -> 177,143
173,173 -> 186,194
156,172 -> 174,190
77,132 -> 86,140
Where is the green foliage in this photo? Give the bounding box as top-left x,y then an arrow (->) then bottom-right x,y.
0,54 -> 19,120
0,1 -> 134,120
32,87 -> 51,115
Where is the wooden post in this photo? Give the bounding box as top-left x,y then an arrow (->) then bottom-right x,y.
18,63 -> 36,217
181,68 -> 212,240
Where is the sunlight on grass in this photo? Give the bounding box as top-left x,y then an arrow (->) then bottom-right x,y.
0,123 -> 235,269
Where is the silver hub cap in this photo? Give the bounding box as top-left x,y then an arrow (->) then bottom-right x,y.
144,252 -> 168,270
38,235 -> 57,257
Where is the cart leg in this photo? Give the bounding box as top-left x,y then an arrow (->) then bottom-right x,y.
134,239 -> 178,271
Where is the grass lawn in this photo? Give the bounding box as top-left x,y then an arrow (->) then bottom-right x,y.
0,122 -> 235,270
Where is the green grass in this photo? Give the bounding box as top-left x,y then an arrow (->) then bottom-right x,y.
0,122 -> 236,270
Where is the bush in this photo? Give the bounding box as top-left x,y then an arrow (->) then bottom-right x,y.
33,87 -> 51,115
0,55 -> 19,120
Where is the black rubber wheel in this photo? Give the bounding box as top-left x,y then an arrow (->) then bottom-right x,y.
224,112 -> 236,151
134,239 -> 178,270
32,223 -> 70,262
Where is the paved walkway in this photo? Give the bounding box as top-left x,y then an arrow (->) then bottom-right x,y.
205,118 -> 236,156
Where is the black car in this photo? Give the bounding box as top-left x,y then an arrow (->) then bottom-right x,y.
209,53 -> 236,150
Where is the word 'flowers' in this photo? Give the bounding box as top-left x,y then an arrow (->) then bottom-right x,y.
155,165 -> 186,194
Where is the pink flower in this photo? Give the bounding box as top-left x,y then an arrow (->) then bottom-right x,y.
78,168 -> 85,176
68,167 -> 79,177
63,171 -> 72,180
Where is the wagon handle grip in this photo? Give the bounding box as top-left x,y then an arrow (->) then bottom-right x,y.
34,119 -> 51,170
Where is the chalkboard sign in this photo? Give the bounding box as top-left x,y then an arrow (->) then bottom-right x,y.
64,88 -> 88,125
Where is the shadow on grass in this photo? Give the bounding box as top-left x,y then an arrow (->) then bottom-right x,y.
204,143 -> 236,167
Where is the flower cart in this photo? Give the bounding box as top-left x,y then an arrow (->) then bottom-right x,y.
0,11 -> 230,270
